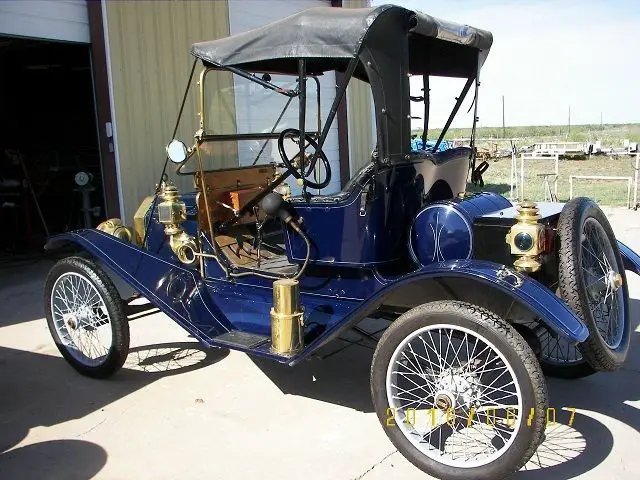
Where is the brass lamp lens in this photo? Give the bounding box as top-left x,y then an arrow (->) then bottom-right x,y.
514,232 -> 534,252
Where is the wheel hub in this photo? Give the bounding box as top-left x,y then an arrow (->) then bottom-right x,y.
434,369 -> 481,409
65,314 -> 78,330
607,271 -> 623,291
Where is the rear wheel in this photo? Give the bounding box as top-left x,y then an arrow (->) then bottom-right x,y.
557,198 -> 630,372
371,301 -> 547,480
535,327 -> 596,379
44,256 -> 129,378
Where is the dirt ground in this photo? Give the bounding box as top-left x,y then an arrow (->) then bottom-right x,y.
1,207 -> 640,480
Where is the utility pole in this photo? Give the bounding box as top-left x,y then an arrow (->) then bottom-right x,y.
502,95 -> 505,138
568,105 -> 571,135
600,111 -> 603,130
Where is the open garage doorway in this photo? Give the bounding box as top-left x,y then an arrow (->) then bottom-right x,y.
0,36 -> 105,257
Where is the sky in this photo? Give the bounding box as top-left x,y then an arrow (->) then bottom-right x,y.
371,0 -> 640,129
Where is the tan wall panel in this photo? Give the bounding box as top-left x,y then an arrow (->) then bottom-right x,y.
105,0 -> 231,220
347,77 -> 374,175
342,0 -> 374,176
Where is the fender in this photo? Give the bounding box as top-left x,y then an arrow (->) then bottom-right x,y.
618,241 -> 640,276
294,259 -> 589,365
402,260 -> 589,342
44,230 -> 233,344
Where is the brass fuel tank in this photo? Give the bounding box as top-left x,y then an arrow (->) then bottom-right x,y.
270,279 -> 304,355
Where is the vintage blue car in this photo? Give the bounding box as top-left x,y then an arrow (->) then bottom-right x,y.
43,5 -> 640,479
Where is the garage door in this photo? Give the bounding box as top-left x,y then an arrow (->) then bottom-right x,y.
0,0 -> 89,43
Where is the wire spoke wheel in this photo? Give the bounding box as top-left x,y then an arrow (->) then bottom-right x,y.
51,272 -> 113,366
45,256 -> 129,378
387,324 -> 523,467
556,198 -> 630,374
537,328 -> 583,365
371,301 -> 547,479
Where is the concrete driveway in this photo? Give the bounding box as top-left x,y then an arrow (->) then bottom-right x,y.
1,207 -> 639,480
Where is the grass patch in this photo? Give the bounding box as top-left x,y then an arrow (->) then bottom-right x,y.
468,155 -> 639,207
415,123 -> 640,151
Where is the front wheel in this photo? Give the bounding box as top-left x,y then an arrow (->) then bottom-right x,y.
44,256 -> 130,378
371,301 -> 547,480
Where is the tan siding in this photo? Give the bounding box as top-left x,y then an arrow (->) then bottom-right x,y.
346,78 -> 374,175
105,0 -> 231,220
342,0 -> 374,175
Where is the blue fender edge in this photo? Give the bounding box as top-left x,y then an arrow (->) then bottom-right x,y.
44,230 -> 233,347
379,260 -> 590,343
618,241 -> 640,276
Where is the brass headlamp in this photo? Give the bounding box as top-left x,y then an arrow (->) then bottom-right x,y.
505,201 -> 545,273
97,218 -> 132,242
157,182 -> 199,265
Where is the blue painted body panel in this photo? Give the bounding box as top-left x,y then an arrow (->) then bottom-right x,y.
285,163 -> 423,266
409,192 -> 512,265
618,241 -> 640,276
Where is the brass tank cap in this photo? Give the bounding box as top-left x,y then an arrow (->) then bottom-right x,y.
516,201 -> 540,223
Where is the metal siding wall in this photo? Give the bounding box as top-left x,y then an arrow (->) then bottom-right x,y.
342,0 -> 374,176
104,0 -> 231,220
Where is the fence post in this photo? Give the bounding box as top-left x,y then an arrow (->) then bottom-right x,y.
520,153 -> 524,201
510,150 -> 516,200
634,152 -> 639,209
627,178 -> 632,209
569,176 -> 573,200
554,154 -> 559,198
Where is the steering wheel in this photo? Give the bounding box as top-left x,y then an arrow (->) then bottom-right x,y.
277,128 -> 331,190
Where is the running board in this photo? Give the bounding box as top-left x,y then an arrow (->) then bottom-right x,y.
207,330 -> 297,363
211,331 -> 270,349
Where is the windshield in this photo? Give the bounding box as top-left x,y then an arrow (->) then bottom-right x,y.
196,69 -> 321,170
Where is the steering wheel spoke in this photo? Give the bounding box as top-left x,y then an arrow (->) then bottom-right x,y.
277,128 -> 331,190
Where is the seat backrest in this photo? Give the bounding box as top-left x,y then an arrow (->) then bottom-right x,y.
289,161 -> 378,204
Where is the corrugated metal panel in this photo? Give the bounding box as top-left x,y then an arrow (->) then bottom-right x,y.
104,0 -> 231,220
342,0 -> 374,176
0,0 -> 89,43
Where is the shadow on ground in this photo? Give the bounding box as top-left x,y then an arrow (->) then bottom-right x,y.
254,300 -> 640,479
0,259 -> 56,328
0,342 -> 228,478
0,439 -> 107,480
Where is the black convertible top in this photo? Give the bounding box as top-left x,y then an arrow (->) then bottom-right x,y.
191,4 -> 492,78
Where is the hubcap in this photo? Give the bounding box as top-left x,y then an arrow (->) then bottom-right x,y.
386,324 -> 523,468
50,272 -> 113,366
